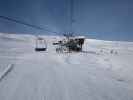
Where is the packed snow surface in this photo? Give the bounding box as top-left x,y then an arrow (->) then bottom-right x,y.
0,33 -> 133,100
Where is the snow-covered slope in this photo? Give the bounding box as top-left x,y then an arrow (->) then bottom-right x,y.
0,33 -> 133,100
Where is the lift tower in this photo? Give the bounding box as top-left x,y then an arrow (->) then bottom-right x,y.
64,0 -> 74,38
70,0 -> 74,35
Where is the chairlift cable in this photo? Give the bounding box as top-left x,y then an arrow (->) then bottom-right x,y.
0,15 -> 59,34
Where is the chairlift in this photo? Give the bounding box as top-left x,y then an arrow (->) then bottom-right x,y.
35,37 -> 47,51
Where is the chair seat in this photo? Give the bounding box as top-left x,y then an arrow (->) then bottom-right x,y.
35,48 -> 46,51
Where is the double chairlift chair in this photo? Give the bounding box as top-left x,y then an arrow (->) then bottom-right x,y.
35,37 -> 47,51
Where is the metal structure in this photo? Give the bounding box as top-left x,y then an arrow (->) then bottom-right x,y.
70,0 -> 74,34
54,0 -> 86,53
53,36 -> 85,53
63,0 -> 75,38
35,37 -> 47,51
53,0 -> 85,53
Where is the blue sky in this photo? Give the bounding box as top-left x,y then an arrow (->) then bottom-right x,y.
0,0 -> 133,41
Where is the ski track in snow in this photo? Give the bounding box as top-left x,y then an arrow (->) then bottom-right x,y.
0,33 -> 133,100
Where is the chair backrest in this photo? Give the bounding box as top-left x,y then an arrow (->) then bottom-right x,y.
35,37 -> 47,49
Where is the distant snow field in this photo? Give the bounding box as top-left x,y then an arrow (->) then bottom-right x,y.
0,33 -> 133,100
